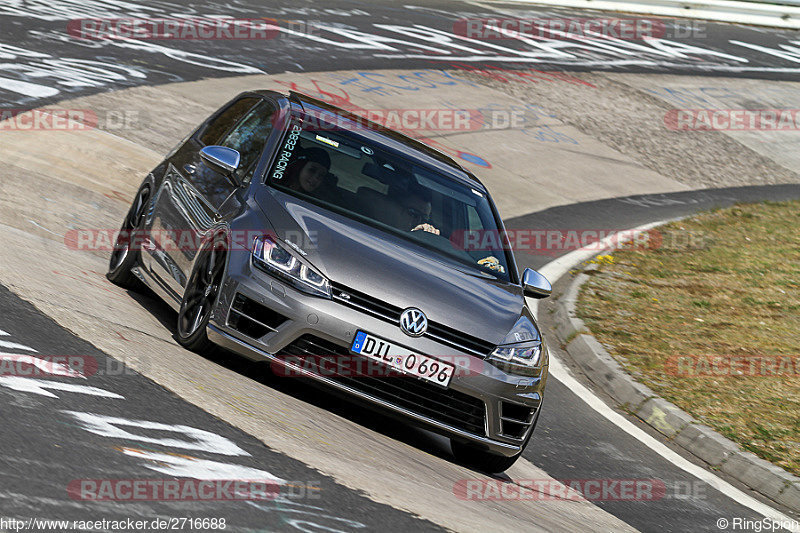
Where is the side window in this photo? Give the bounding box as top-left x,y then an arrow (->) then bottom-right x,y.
219,100 -> 276,186
199,97 -> 259,146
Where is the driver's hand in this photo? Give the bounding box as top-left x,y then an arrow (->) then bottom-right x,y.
411,223 -> 440,235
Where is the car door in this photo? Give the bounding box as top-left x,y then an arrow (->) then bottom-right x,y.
188,97 -> 280,271
141,96 -> 262,299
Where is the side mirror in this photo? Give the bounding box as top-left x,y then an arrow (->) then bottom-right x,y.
200,146 -> 240,179
522,268 -> 552,299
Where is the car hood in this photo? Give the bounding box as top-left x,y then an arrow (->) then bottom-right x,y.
255,188 -> 525,345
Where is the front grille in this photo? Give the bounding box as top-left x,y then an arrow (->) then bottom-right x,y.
276,335 -> 487,436
331,283 -> 402,321
227,293 -> 288,339
499,400 -> 536,440
330,282 -> 496,358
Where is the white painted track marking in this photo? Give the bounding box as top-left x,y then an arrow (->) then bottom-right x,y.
0,376 -> 123,398
0,352 -> 85,378
120,448 -> 285,483
63,411 -> 251,457
0,339 -> 38,351
0,76 -> 59,98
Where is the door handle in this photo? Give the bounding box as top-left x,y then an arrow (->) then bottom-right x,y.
183,164 -> 196,175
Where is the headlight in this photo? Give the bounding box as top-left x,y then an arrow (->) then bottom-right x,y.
252,235 -> 330,298
487,315 -> 545,375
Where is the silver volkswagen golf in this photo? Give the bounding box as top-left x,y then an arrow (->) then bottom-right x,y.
108,90 -> 552,472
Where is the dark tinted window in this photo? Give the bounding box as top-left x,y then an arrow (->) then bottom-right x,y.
199,97 -> 259,146
219,100 -> 276,185
266,115 -> 511,281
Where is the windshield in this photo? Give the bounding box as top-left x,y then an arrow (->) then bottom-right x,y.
266,113 -> 513,282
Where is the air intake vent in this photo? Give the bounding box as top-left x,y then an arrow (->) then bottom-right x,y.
499,401 -> 536,440
227,293 -> 287,339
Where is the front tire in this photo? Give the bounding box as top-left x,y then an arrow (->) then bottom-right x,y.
176,234 -> 227,352
106,184 -> 151,290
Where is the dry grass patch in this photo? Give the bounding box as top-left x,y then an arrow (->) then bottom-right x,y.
577,200 -> 800,474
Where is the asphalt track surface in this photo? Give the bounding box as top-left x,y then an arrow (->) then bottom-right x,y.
1,0 -> 800,532
0,285 -> 445,532
2,0 -> 800,111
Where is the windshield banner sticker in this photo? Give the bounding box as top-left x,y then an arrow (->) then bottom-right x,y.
272,123 -> 302,180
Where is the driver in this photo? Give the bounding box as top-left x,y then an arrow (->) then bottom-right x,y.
394,184 -> 440,235
284,147 -> 331,194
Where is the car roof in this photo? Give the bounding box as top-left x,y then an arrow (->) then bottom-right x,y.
247,89 -> 487,192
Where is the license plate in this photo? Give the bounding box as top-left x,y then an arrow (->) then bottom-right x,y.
350,331 -> 455,387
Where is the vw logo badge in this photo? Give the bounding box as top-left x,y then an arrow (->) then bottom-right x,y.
400,308 -> 428,337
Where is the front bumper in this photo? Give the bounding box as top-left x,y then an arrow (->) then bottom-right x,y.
208,252 -> 548,457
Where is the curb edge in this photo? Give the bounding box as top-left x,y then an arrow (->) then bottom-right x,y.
553,264 -> 800,513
